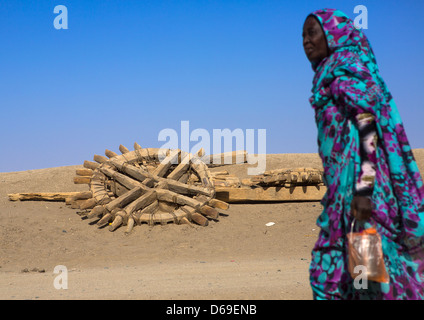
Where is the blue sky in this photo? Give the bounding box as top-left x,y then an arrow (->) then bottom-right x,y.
1,0 -> 423,172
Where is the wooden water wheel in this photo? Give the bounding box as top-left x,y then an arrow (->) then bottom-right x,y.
73,143 -> 229,233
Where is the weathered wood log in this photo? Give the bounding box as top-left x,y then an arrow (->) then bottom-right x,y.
97,212 -> 113,228
154,187 -> 206,210
108,159 -> 151,183
119,144 -> 130,154
79,198 -> 98,210
105,149 -> 119,158
212,176 -> 241,188
66,191 -> 93,204
74,176 -> 91,184
87,205 -> 107,219
198,205 -> 219,220
8,192 -> 88,202
252,168 -> 324,187
125,217 -> 135,234
109,215 -> 123,231
164,180 -> 213,197
123,190 -> 156,216
191,159 -> 213,189
105,186 -> 145,213
158,201 -> 178,214
178,216 -> 194,227
107,179 -> 130,197
180,205 -> 208,226
178,172 -> 189,184
100,166 -> 145,190
215,185 -> 327,203
84,160 -> 100,170
194,195 -> 219,219
70,199 -> 87,209
208,198 -> 230,210
196,148 -> 205,158
93,154 -> 109,164
76,168 -> 94,176
152,149 -> 180,177
167,153 -> 191,181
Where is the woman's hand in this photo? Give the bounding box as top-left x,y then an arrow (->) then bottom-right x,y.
351,195 -> 373,221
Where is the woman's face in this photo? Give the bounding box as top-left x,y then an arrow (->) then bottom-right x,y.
302,16 -> 329,64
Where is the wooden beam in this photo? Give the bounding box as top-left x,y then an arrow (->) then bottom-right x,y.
8,192 -> 88,202
105,186 -> 145,213
215,185 -> 327,203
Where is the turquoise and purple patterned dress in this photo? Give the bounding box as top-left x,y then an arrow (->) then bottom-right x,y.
307,9 -> 424,299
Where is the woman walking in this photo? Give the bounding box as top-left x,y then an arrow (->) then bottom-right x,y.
302,8 -> 424,299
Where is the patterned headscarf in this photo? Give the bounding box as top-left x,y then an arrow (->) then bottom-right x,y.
307,9 -> 388,101
307,9 -> 375,69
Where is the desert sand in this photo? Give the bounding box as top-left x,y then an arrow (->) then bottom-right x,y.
1,150 -> 423,300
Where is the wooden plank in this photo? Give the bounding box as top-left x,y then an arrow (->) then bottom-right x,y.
215,185 -> 327,203
8,192 -> 86,202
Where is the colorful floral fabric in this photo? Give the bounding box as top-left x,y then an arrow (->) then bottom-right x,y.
307,8 -> 424,299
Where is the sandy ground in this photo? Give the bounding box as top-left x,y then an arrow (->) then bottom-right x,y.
1,150 -> 423,300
